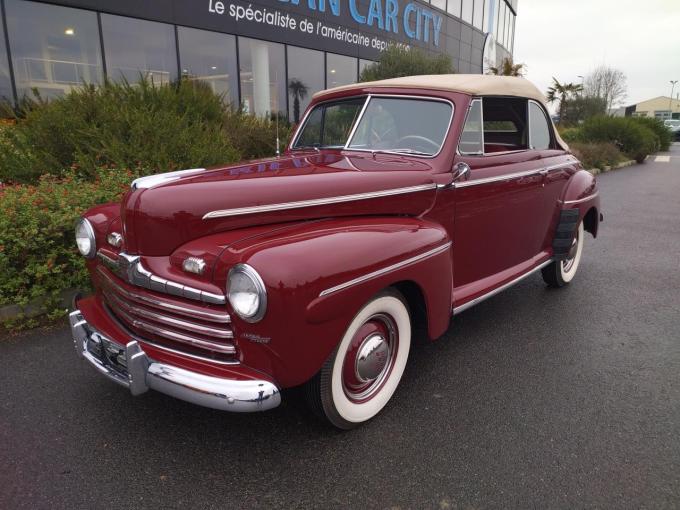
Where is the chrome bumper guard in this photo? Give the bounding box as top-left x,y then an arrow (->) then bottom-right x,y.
69,309 -> 281,412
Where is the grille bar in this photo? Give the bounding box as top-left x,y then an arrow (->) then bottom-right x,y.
98,268 -> 230,324
110,303 -> 236,355
103,289 -> 233,340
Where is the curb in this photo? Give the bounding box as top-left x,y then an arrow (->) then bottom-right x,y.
588,159 -> 636,175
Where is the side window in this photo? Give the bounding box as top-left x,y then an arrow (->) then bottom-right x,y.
528,101 -> 552,150
482,97 -> 528,153
459,99 -> 483,155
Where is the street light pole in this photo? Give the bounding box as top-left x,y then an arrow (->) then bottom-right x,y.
670,80 -> 678,118
577,75 -> 584,95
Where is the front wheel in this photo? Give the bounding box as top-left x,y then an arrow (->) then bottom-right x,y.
542,221 -> 585,287
305,289 -> 411,429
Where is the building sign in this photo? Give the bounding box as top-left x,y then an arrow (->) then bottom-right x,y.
207,0 -> 443,54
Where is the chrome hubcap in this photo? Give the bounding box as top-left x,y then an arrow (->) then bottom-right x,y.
355,334 -> 390,382
342,313 -> 398,402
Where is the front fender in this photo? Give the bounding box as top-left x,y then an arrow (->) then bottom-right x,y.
561,169 -> 601,237
216,217 -> 451,388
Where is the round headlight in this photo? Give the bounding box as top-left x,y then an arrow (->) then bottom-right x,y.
227,264 -> 267,322
75,218 -> 96,259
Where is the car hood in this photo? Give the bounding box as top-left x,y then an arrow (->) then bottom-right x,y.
121,151 -> 439,256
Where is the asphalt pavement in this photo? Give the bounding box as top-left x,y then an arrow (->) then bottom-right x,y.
2,145 -> 680,509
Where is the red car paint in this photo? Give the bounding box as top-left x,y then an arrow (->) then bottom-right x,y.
76,85 -> 600,391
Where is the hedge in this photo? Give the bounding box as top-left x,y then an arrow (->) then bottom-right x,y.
0,167 -> 141,329
563,116 -> 659,164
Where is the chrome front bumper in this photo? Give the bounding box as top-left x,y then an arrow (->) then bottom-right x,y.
69,309 -> 281,412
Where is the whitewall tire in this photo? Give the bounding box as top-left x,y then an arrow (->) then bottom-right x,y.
542,221 -> 584,287
306,289 -> 411,429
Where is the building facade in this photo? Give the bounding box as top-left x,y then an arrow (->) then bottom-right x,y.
624,96 -> 680,120
0,0 -> 517,121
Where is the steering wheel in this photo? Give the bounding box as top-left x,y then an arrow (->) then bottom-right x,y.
394,135 -> 440,153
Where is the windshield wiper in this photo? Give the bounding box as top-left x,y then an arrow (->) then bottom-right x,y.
291,145 -> 320,152
385,148 -> 432,156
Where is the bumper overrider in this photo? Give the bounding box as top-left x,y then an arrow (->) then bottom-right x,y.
69,309 -> 281,412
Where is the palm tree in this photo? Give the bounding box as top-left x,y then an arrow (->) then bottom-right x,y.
487,57 -> 527,77
288,79 -> 309,124
546,77 -> 583,124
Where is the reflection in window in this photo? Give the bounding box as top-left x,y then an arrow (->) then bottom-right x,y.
239,37 -> 286,118
473,0 -> 485,30
459,99 -> 483,154
359,59 -> 374,79
5,0 -> 102,100
101,14 -> 176,85
430,0 -> 446,11
294,97 -> 365,148
447,0 -> 462,17
0,10 -> 13,103
349,97 -> 452,155
287,46 -> 323,124
461,0 -> 473,24
326,53 -> 357,89
178,27 -> 238,106
529,102 -> 551,150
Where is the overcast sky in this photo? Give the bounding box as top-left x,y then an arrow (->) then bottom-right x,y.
514,0 -> 680,109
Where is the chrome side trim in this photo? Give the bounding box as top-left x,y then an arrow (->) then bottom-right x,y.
202,183 -> 437,220
563,192 -> 599,205
454,161 -> 574,189
97,251 -> 226,305
131,168 -> 206,190
454,168 -> 543,188
97,268 -> 231,324
319,242 -> 452,297
70,310 -> 280,412
452,259 -> 553,315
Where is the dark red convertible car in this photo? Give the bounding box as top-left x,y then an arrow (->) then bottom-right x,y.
70,75 -> 601,428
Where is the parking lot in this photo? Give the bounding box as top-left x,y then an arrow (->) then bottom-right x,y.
2,145 -> 679,509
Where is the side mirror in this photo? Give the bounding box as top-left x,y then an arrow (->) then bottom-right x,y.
452,162 -> 471,182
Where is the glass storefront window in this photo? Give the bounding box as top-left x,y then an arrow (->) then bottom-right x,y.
461,0 -> 473,24
483,0 -> 491,33
447,0 -> 461,17
359,59 -> 374,78
239,37 -> 286,118
0,10 -> 13,103
178,27 -> 238,106
101,14 -> 177,85
473,0 -> 484,30
5,0 -> 103,100
326,53 -> 357,89
286,46 -> 323,124
430,0 -> 446,11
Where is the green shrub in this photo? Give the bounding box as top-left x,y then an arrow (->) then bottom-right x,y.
223,110 -> 292,159
0,167 -> 141,329
629,116 -> 672,151
0,80 -> 241,184
559,127 -> 583,143
360,45 -> 454,82
579,116 -> 658,163
569,142 -> 624,170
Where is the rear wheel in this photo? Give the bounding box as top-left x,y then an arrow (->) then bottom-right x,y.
542,221 -> 584,287
305,289 -> 411,429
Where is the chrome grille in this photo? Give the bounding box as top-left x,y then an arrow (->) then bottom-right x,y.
97,267 -> 236,360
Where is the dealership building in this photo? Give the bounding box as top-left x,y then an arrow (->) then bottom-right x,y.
0,0 -> 517,121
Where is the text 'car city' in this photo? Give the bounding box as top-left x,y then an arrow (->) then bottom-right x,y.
70,75 -> 602,429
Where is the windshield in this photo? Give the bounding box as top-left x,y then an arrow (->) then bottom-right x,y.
293,96 -> 453,156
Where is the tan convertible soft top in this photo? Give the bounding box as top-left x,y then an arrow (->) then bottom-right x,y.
315,74 -> 569,151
